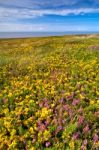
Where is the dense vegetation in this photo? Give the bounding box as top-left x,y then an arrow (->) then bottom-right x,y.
0,35 -> 99,150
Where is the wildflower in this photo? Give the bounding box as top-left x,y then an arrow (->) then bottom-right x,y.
77,116 -> 84,126
81,140 -> 87,150
96,141 -> 99,147
63,104 -> 69,111
45,141 -> 51,147
56,126 -> 63,134
43,130 -> 51,141
72,99 -> 80,106
29,127 -> 34,134
41,107 -> 51,119
60,97 -> 64,103
79,94 -> 85,100
90,100 -> 95,105
97,100 -> 99,104
93,134 -> 99,143
69,141 -> 75,149
83,125 -> 89,134
8,92 -> 12,97
30,147 -> 36,150
83,139 -> 88,145
38,123 -> 46,131
66,94 -> 74,100
72,132 -> 80,140
81,145 -> 87,150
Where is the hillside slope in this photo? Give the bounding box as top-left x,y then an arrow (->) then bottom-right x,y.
0,35 -> 99,150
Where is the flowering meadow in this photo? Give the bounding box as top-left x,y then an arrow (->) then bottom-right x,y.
0,35 -> 99,150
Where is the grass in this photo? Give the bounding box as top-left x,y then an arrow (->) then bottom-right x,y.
0,35 -> 99,150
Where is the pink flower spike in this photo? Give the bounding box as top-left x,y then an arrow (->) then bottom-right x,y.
77,116 -> 84,126
72,99 -> 80,106
83,125 -> 89,134
93,134 -> 99,143
72,132 -> 80,140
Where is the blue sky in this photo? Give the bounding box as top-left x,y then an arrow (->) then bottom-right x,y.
0,0 -> 99,32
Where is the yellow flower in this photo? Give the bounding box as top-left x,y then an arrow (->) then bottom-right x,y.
8,92 -> 13,97
96,141 -> 99,147
51,103 -> 55,107
11,129 -> 16,136
9,140 -> 17,149
38,131 -> 43,143
30,147 -> 36,150
25,108 -> 29,112
41,107 -> 49,118
29,127 -> 34,134
97,100 -> 99,104
3,90 -> 7,94
4,108 -> 9,114
0,93 -> 2,97
69,141 -> 75,150
23,120 -> 28,126
34,124 -> 37,131
96,91 -> 99,96
26,95 -> 30,99
79,94 -> 85,100
90,100 -> 95,105
43,130 -> 51,141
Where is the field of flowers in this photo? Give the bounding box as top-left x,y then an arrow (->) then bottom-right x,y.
0,35 -> 99,150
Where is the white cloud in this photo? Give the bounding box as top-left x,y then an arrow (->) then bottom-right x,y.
0,7 -> 99,21
0,6 -> 99,32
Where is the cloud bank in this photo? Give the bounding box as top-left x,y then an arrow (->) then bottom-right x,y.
0,7 -> 99,21
0,0 -> 99,32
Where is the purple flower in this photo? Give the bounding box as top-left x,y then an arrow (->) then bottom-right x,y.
44,102 -> 49,107
38,123 -> 46,131
45,141 -> 51,147
37,120 -> 46,131
93,134 -> 99,143
72,132 -> 80,140
55,126 -> 63,135
45,119 -> 50,126
81,140 -> 87,150
57,126 -> 63,131
60,97 -> 64,103
38,120 -> 42,125
83,125 -> 89,134
77,116 -> 84,126
66,94 -> 73,100
83,139 -> 88,145
81,145 -> 84,150
63,104 -> 69,111
68,109 -> 73,118
72,99 -> 80,106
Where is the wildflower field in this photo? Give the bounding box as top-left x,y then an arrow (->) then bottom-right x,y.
0,35 -> 99,150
